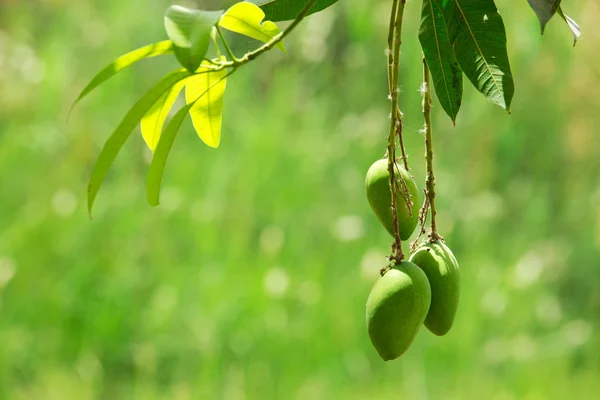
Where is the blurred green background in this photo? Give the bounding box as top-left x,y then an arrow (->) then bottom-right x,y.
1,0 -> 599,398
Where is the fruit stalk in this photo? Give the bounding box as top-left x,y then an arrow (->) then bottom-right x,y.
421,56 -> 441,241
386,0 -> 407,264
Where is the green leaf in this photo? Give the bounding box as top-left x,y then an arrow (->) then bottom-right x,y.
146,103 -> 193,207
442,0 -> 514,111
558,7 -> 581,46
185,67 -> 228,148
141,79 -> 187,151
526,0 -> 561,33
249,0 -> 339,22
71,41 -> 173,112
87,69 -> 191,216
219,2 -> 286,53
419,0 -> 463,123
164,6 -> 224,72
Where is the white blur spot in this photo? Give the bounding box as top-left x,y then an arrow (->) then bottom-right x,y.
512,251 -> 544,289
0,257 -> 16,288
535,295 -> 562,326
332,215 -> 364,242
562,320 -> 591,347
480,289 -> 507,317
484,337 -> 508,364
297,281 -> 321,305
51,189 -> 78,217
264,268 -> 289,298
360,248 -> 388,281
160,187 -> 183,212
76,350 -> 103,382
153,285 -> 178,312
259,225 -> 285,257
512,334 -> 536,361
343,351 -> 371,380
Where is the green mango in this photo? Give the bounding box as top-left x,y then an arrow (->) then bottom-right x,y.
366,261 -> 431,361
365,159 -> 419,240
409,241 -> 460,336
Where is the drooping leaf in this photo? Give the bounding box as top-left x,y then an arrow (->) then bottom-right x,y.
146,103 -> 194,207
185,68 -> 228,148
219,2 -> 286,53
442,0 -> 514,111
526,0 -> 561,33
71,41 -> 173,112
164,6 -> 223,72
558,7 -> 581,46
87,69 -> 191,216
141,79 -> 187,151
249,0 -> 339,22
419,0 -> 463,122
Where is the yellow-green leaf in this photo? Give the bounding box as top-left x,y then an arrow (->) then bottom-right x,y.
185,68 -> 228,148
219,2 -> 286,53
71,41 -> 174,113
141,79 -> 187,151
87,69 -> 191,216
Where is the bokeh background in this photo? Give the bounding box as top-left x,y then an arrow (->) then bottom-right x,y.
1,0 -> 599,398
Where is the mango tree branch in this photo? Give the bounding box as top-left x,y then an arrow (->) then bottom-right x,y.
385,0 -> 407,267
210,0 -> 318,71
421,56 -> 441,242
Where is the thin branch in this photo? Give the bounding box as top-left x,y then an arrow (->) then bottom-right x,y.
385,0 -> 408,268
421,56 -> 441,242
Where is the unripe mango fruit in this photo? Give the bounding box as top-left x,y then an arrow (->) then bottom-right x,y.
365,159 -> 419,240
366,261 -> 431,361
409,241 -> 460,336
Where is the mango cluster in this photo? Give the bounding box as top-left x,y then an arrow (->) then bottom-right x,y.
364,159 -> 461,361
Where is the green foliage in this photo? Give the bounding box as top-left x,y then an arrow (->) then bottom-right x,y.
70,40 -> 174,112
141,79 -> 186,151
558,8 -> 581,46
185,67 -> 229,148
526,0 -> 581,45
1,0 -> 598,396
441,0 -> 514,111
87,70 -> 191,216
146,103 -> 195,207
220,2 -> 286,53
250,0 -> 339,22
164,6 -> 224,72
527,0 -> 561,33
418,0 -> 462,122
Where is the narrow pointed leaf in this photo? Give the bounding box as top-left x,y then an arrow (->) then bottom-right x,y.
442,0 -> 514,111
419,0 -> 463,122
87,69 -> 191,216
219,2 -> 286,53
249,0 -> 339,22
164,6 -> 223,72
141,79 -> 187,151
71,41 -> 173,111
526,0 -> 561,33
185,68 -> 228,148
146,103 -> 193,207
558,8 -> 581,46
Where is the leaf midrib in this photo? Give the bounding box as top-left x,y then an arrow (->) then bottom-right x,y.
452,0 -> 503,105
427,0 -> 456,117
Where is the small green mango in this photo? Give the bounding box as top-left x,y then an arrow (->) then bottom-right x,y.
409,241 -> 460,336
366,261 -> 431,361
365,159 -> 419,240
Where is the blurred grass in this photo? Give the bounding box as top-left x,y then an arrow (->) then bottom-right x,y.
1,0 -> 599,399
